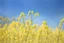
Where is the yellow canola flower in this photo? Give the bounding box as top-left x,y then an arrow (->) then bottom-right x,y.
0,12 -> 64,43
20,12 -> 26,17
28,11 -> 31,15
31,11 -> 34,14
18,16 -> 21,21
25,20 -> 32,27
34,12 -> 40,16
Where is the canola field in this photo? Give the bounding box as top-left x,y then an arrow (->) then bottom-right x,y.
0,11 -> 64,43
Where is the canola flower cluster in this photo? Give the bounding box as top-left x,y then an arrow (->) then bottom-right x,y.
0,11 -> 64,43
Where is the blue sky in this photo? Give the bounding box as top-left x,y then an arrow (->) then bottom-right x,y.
0,0 -> 64,28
